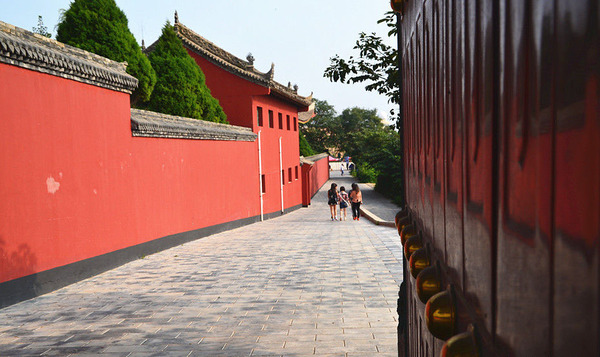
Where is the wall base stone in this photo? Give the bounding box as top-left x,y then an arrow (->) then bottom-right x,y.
0,204 -> 301,309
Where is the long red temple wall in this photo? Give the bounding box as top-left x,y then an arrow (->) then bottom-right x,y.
310,157 -> 331,199
0,63 -> 261,284
300,155 -> 329,207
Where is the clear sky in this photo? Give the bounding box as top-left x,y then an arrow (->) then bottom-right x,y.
1,0 -> 397,121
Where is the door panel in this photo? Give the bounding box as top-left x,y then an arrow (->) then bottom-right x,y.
496,1 -> 553,355
553,1 -> 600,355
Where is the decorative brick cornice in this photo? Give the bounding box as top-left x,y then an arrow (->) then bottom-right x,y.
131,109 -> 257,141
0,21 -> 138,93
171,22 -> 312,109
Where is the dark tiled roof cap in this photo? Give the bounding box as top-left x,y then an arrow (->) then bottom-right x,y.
0,21 -> 138,93
173,22 -> 312,109
131,109 -> 257,141
301,153 -> 329,165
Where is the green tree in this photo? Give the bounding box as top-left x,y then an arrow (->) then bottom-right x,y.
32,16 -> 51,38
301,102 -> 386,155
146,23 -> 227,123
323,12 -> 405,205
303,100 -> 404,204
336,107 -> 385,154
323,12 -> 400,127
300,99 -> 338,154
299,130 -> 316,157
353,127 -> 402,202
56,0 -> 156,106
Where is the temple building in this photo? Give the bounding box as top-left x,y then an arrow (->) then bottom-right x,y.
152,12 -> 315,216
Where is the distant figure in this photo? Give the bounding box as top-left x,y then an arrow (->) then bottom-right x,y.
327,183 -> 340,221
349,183 -> 363,221
340,165 -> 344,176
339,186 -> 350,221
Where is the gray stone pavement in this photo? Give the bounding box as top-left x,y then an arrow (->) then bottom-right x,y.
0,179 -> 403,356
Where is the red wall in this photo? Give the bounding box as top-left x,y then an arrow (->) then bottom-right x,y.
186,50 -> 267,129
310,156 -> 330,198
252,96 -> 303,214
186,49 -> 304,212
301,155 -> 330,206
1,42 -> 324,292
0,63 -> 260,284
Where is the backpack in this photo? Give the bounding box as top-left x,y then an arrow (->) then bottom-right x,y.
339,191 -> 349,208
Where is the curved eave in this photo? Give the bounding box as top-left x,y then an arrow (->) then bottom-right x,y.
298,100 -> 316,123
174,22 -> 312,110
270,87 -> 311,111
179,37 -> 271,87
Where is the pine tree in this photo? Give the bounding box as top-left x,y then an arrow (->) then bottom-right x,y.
56,0 -> 156,106
32,16 -> 51,38
146,23 -> 227,123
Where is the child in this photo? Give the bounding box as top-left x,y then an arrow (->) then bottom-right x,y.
338,186 -> 350,221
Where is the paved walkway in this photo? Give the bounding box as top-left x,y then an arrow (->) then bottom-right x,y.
328,172 -> 402,223
0,179 -> 403,357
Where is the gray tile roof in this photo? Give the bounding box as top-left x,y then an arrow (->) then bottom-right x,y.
0,21 -> 138,93
131,109 -> 257,141
172,22 -> 312,109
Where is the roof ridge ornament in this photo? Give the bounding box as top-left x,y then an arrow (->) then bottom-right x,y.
266,63 -> 275,81
174,11 -> 179,24
246,53 -> 255,65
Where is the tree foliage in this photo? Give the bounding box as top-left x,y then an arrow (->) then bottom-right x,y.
301,101 -> 386,155
350,126 -> 403,204
336,107 -> 385,154
301,100 -> 404,205
146,23 -> 227,123
323,12 -> 400,127
56,0 -> 156,106
299,130 -> 316,157
32,16 -> 51,38
300,99 -> 338,154
322,12 -> 404,204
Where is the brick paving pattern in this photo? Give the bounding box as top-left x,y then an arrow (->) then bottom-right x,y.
0,180 -> 403,356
